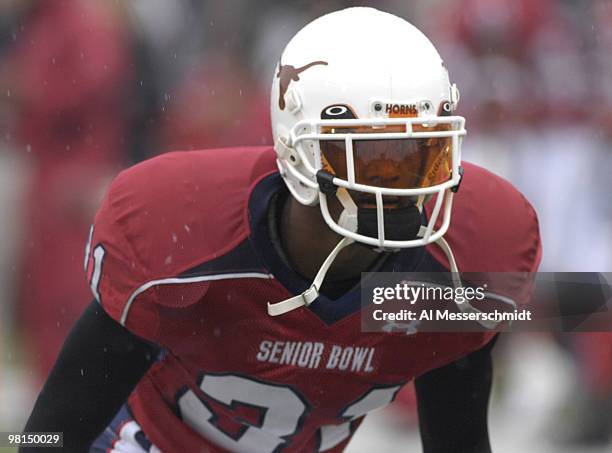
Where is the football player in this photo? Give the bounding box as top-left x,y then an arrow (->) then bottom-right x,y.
22,7 -> 541,453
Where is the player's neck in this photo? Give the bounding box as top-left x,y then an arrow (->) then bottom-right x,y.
278,195 -> 379,282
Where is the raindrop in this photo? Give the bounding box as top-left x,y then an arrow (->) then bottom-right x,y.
172,233 -> 178,243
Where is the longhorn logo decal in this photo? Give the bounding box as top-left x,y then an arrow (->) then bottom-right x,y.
277,60 -> 328,110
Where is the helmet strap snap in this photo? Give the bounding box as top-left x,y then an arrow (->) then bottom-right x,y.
315,170 -> 336,195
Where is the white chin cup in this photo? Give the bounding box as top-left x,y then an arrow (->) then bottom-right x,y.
318,185 -> 454,250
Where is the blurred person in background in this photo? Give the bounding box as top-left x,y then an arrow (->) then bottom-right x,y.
125,0 -> 274,151
157,52 -> 271,151
0,0 -> 33,430
423,0 -> 612,448
546,4 -> 612,445
0,0 -> 140,389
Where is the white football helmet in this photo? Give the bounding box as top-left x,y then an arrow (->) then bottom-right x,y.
271,7 -> 465,251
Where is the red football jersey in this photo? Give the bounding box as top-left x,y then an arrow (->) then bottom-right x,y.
84,147 -> 541,452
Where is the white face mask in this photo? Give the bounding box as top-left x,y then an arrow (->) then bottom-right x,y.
281,115 -> 466,250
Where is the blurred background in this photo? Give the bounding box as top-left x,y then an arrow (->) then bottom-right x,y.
0,0 -> 611,451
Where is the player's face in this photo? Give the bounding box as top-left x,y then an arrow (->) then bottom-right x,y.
320,123 -> 452,208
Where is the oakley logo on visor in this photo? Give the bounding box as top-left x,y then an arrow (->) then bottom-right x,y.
321,104 -> 357,120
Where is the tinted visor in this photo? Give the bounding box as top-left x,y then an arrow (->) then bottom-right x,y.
320,124 -> 452,189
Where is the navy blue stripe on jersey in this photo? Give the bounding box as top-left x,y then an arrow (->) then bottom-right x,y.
178,239 -> 267,278
248,173 -> 438,325
248,173 -> 311,294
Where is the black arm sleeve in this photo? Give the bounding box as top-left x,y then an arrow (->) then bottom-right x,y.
20,300 -> 160,452
415,335 -> 498,453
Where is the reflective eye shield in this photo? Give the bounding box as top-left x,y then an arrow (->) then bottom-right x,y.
320,125 -> 452,191
287,116 -> 465,196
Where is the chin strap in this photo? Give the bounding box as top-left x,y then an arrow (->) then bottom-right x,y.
424,226 -> 498,329
422,226 -> 461,286
267,236 -> 354,316
267,225 -> 498,329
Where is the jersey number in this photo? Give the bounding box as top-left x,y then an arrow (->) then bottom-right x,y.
177,373 -> 401,452
84,225 -> 106,302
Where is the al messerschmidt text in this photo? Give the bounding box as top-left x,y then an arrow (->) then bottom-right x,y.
372,309 -> 532,322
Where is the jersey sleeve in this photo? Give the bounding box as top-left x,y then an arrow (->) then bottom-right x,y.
83,147 -> 275,342
425,162 -> 542,309
426,162 -> 542,275
84,175 -> 160,342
